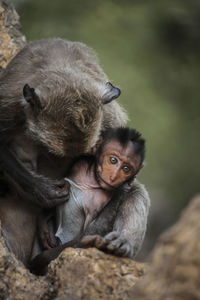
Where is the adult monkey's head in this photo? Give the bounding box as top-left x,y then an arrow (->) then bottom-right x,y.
92,127 -> 145,191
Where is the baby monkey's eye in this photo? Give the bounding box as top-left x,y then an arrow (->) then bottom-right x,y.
122,165 -> 131,174
110,156 -> 118,164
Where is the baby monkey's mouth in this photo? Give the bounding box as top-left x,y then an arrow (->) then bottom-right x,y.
96,173 -> 116,190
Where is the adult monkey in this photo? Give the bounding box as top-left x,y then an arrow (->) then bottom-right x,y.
0,38 -> 127,265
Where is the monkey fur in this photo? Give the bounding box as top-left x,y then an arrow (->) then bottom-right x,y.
0,38 -> 126,206
0,38 -> 127,265
0,39 -> 150,269
30,180 -> 150,275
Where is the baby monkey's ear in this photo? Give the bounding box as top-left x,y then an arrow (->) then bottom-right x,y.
140,163 -> 145,169
92,137 -> 103,154
128,162 -> 145,186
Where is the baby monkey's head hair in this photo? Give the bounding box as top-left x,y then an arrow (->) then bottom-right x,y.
100,127 -> 146,168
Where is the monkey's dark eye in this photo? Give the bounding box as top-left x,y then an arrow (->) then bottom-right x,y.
122,165 -> 131,174
110,156 -> 118,164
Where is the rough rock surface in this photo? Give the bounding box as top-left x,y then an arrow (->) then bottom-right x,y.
0,0 -> 26,68
47,248 -> 145,300
132,195 -> 200,300
0,222 -> 50,300
0,224 -> 145,300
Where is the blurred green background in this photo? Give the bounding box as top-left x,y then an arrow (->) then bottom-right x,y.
12,0 -> 200,258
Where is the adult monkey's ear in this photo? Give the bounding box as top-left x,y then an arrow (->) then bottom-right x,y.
92,137 -> 103,154
102,82 -> 121,104
127,162 -> 145,186
23,84 -> 44,110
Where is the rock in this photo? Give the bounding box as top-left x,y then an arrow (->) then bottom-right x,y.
0,221 -> 51,300
0,0 -> 26,68
0,225 -> 145,300
47,247 -> 145,300
132,195 -> 200,300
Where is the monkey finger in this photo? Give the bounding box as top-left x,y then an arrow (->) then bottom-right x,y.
35,176 -> 70,206
34,186 -> 69,207
54,189 -> 69,199
105,235 -> 129,254
40,237 -> 51,250
46,236 -> 56,249
104,241 -> 127,256
93,236 -> 108,250
81,235 -> 108,250
104,231 -> 120,242
113,247 -> 126,257
54,179 -> 71,191
117,244 -> 132,257
81,235 -> 98,246
106,238 -> 123,251
105,243 -> 115,252
47,190 -> 69,207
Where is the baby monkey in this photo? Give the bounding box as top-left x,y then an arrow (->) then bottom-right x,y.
31,127 -> 145,274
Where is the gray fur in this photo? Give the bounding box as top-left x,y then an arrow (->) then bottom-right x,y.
0,38 -> 149,267
30,179 -> 150,275
0,38 -> 127,156
84,180 -> 150,258
0,38 -> 127,207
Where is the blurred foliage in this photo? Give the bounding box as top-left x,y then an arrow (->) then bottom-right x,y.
12,0 -> 200,252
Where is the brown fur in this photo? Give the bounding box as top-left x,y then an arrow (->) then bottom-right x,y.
0,39 -> 127,156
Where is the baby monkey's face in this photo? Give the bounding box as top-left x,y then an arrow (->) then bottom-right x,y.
96,140 -> 141,191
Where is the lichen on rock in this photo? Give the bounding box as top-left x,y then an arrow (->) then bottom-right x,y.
0,0 -> 26,68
